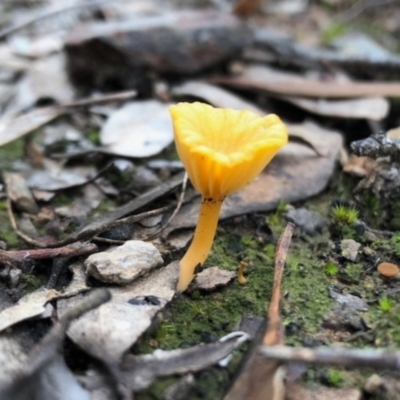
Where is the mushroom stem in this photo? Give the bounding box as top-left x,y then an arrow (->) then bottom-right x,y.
177,196 -> 223,292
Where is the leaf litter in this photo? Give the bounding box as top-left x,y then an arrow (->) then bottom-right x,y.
1,0 -> 400,399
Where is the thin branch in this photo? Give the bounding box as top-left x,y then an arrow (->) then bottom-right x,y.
3,242 -> 98,261
260,345 -> 400,371
7,197 -> 43,247
92,237 -> 126,245
26,289 -> 111,374
338,0 -> 400,23
0,0 -> 117,40
142,173 -> 188,240
263,222 -> 295,346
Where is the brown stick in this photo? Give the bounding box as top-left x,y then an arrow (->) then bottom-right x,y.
260,345 -> 400,371
211,76 -> 400,98
2,242 -> 98,261
263,222 -> 295,346
224,223 -> 295,400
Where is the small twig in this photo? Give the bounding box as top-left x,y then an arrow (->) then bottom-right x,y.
7,197 -> 43,247
92,237 -> 126,245
338,0 -> 399,23
7,172 -> 184,248
260,345 -> 400,371
8,197 -> 172,248
0,0 -> 117,40
0,250 -> 25,269
142,173 -> 188,240
61,90 -> 137,109
264,222 -> 295,346
46,257 -> 71,289
3,242 -> 98,261
225,223 -> 295,400
26,289 -> 111,375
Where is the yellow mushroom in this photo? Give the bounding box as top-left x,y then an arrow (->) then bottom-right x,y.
169,102 -> 288,291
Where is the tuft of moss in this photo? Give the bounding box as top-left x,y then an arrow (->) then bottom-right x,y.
325,262 -> 339,277
331,205 -> 358,226
378,297 -> 392,313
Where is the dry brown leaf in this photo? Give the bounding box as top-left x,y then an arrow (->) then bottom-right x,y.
286,384 -> 361,400
100,101 -> 174,158
57,261 -> 179,362
283,96 -> 389,120
188,267 -> 236,292
343,155 -> 376,177
232,0 -> 261,17
210,65 -> 400,98
172,81 -> 267,114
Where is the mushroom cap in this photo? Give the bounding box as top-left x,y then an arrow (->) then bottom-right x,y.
377,262 -> 399,278
169,102 -> 288,199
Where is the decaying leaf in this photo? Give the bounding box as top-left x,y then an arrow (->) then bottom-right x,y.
4,172 -> 38,214
0,106 -> 64,147
100,100 -> 174,158
119,332 -> 249,391
60,300 -> 164,362
61,262 -> 90,298
0,290 -> 110,400
57,261 -> 179,363
0,288 -> 58,333
26,167 -> 97,191
224,223 -> 294,400
286,384 -> 362,400
343,155 -> 376,177
283,96 -> 389,121
211,64 -> 400,98
172,81 -> 267,114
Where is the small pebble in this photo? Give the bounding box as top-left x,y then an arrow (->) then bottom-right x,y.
85,240 -> 163,284
377,262 -> 399,278
341,239 -> 361,262
285,208 -> 324,236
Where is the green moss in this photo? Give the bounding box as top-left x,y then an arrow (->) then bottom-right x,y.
331,205 -> 358,226
371,234 -> 400,260
325,262 -> 339,277
321,23 -> 347,45
266,201 -> 287,229
52,194 -> 74,208
326,369 -> 342,387
389,200 -> 400,230
89,198 -> 116,217
365,298 -> 400,347
86,130 -> 100,145
0,139 -> 25,169
0,201 -> 19,248
20,273 -> 46,295
378,297 -> 393,313
339,263 -> 363,284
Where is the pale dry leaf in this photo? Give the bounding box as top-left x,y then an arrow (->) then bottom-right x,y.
172,81 -> 266,114
0,288 -> 58,332
284,96 -> 389,121
189,267 -> 236,292
60,300 -> 163,362
286,384 -> 361,400
100,100 -> 173,157
57,261 -> 179,362
0,107 -> 63,147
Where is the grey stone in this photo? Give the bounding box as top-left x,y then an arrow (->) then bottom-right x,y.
285,208 -> 325,235
341,238 -> 361,261
85,240 -> 163,285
